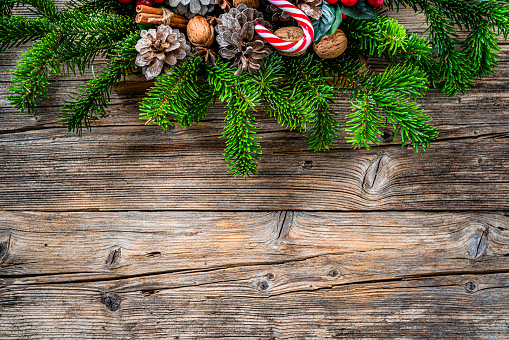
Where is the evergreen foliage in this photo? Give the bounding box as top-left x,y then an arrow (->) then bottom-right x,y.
1,0 -> 508,176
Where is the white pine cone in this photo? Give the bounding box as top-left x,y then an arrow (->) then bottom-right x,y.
166,0 -> 216,19
135,25 -> 193,80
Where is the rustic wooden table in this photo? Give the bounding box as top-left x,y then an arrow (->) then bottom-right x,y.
1,6 -> 508,339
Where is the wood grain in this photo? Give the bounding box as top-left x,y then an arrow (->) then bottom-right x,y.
0,128 -> 507,211
1,3 -> 509,338
1,211 -> 508,338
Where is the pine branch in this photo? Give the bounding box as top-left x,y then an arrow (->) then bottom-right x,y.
14,0 -> 60,21
246,53 -> 312,131
1,0 -> 15,16
61,32 -> 138,135
286,54 -> 339,151
139,56 -> 204,130
66,0 -> 132,16
384,0 -> 509,95
346,65 -> 436,151
207,60 -> 262,177
7,31 -> 60,114
0,15 -> 52,52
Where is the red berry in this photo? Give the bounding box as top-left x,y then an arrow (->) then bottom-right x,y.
141,0 -> 152,5
341,0 -> 357,6
342,13 -> 348,19
118,0 -> 133,4
135,0 -> 143,5
368,0 -> 384,7
152,0 -> 164,3
326,0 -> 339,4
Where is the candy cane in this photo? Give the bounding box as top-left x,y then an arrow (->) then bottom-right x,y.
254,0 -> 314,54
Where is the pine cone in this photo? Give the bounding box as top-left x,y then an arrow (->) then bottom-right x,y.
216,3 -> 272,76
135,25 -> 193,80
262,0 -> 292,21
295,0 -> 322,20
166,0 -> 216,19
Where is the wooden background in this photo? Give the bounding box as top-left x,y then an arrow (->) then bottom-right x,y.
1,5 -> 508,339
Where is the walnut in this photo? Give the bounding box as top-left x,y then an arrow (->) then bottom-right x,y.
233,0 -> 260,8
187,16 -> 214,47
274,27 -> 307,57
313,29 -> 348,59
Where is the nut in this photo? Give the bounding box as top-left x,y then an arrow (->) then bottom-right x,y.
187,16 -> 214,48
313,29 -> 348,59
233,0 -> 259,8
274,27 -> 307,57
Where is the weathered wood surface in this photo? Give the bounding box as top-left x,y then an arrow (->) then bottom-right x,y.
1,4 -> 509,339
1,211 -> 509,338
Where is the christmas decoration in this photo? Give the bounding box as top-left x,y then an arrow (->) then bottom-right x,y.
216,4 -> 272,75
2,0 -> 509,177
187,16 -> 214,47
135,25 -> 193,79
313,29 -> 347,58
367,0 -> 383,7
255,0 -> 314,54
166,0 -> 216,19
274,27 -> 306,56
233,0 -> 260,9
294,0 -> 322,20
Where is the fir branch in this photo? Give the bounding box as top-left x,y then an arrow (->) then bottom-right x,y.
7,31 -> 60,114
207,60 -> 262,177
66,0 -> 132,16
0,15 -> 52,52
346,65 -> 437,151
286,54 -> 339,151
246,53 -> 312,131
14,0 -> 60,22
1,0 -> 15,16
384,0 -> 509,95
139,56 -> 204,130
61,31 -> 138,135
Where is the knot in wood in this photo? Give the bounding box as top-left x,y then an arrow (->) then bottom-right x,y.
362,155 -> 390,194
465,281 -> 477,293
327,269 -> 339,277
468,225 -> 489,261
0,231 -> 11,264
258,281 -> 269,291
101,293 -> 121,311
106,247 -> 121,267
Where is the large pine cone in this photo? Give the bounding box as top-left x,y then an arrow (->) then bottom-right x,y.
135,25 -> 193,80
216,4 -> 272,76
166,0 -> 216,19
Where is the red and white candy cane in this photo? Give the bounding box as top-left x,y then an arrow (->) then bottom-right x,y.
254,0 -> 314,54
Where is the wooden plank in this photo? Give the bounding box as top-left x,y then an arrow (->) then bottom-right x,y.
1,211 -> 508,283
1,273 -> 508,339
0,127 -> 507,211
1,211 -> 509,338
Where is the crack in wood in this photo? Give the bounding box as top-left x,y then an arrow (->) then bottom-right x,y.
106,247 -> 121,267
275,211 -> 293,242
470,224 -> 490,261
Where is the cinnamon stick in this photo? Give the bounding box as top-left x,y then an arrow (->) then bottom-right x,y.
135,12 -> 189,29
136,5 -> 163,15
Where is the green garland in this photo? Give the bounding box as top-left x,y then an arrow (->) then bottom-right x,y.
1,0 -> 508,177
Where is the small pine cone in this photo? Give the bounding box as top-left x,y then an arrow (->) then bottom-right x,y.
295,0 -> 322,20
262,0 -> 292,21
166,0 -> 216,19
216,4 -> 272,76
135,25 -> 193,80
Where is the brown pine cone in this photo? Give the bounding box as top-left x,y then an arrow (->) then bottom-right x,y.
216,4 -> 272,76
